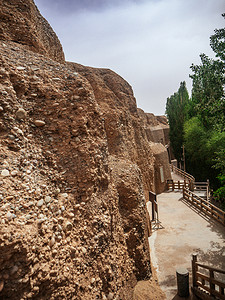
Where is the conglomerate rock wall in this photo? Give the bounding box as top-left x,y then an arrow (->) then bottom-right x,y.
67,63 -> 171,196
0,40 -> 152,300
0,0 -> 65,63
0,1 -> 170,299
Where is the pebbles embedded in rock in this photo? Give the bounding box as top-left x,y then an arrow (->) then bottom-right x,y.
37,199 -> 44,207
60,193 -> 68,198
1,169 -> 10,177
57,235 -> 62,241
13,126 -> 23,135
108,293 -> 114,300
81,247 -> 87,254
34,120 -> 46,127
90,278 -> 95,284
67,212 -> 74,218
16,66 -> 25,71
50,235 -> 55,247
11,170 -> 18,176
37,218 -> 45,225
58,224 -> 62,231
64,221 -> 72,232
6,212 -> 12,221
55,188 -> 60,194
16,108 -> 26,120
52,249 -> 58,257
45,196 -> 51,203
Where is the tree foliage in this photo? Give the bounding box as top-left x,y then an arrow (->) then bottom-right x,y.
190,54 -> 225,130
166,81 -> 189,163
165,14 -> 225,207
184,118 -> 225,184
210,13 -> 225,61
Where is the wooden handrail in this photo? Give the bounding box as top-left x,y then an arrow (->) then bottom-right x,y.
170,164 -> 195,182
183,187 -> 225,226
196,263 -> 225,275
192,254 -> 225,299
167,180 -> 190,191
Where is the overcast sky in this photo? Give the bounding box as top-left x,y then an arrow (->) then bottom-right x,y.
34,0 -> 224,115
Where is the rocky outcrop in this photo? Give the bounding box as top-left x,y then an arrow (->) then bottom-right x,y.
0,0 -> 65,63
67,63 -> 171,195
0,40 -> 153,300
137,109 -> 171,192
0,1 -> 171,299
137,109 -> 170,146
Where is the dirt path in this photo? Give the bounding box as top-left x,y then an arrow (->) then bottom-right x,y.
148,190 -> 225,299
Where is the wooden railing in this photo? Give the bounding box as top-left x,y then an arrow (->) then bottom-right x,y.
183,187 -> 225,226
194,181 -> 210,201
167,179 -> 210,199
192,254 -> 225,299
194,182 -> 209,192
170,164 -> 195,182
167,180 -> 191,191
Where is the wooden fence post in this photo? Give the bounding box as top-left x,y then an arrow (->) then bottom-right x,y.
209,270 -> 215,296
192,254 -> 197,288
207,179 -> 209,201
190,180 -> 194,191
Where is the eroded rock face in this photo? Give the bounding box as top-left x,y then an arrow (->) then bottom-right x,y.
67,63 -> 171,195
0,1 -> 170,299
68,64 -> 150,195
137,109 -> 172,192
137,108 -> 170,146
0,0 -> 65,63
0,40 -> 153,299
109,156 -> 151,282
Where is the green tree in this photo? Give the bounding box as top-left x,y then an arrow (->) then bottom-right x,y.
210,13 -> 225,61
190,54 -> 224,130
183,117 -> 208,180
189,14 -> 225,130
213,148 -> 225,209
166,15 -> 225,207
184,118 -> 225,185
166,81 -> 189,164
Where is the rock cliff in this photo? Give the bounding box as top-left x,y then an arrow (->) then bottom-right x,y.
0,0 -> 65,63
0,1 -> 169,299
67,63 -> 171,196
